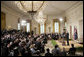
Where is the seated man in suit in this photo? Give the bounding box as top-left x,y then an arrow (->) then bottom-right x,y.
45,48 -> 53,56
52,45 -> 61,56
68,44 -> 76,56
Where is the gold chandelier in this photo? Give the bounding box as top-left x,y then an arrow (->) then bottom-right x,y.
15,1 -> 44,19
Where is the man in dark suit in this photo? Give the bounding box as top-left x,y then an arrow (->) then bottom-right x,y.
69,44 -> 76,55
45,48 -> 53,56
66,31 -> 69,46
1,45 -> 9,56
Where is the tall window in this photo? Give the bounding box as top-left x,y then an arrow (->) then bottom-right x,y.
26,23 -> 30,32
55,22 -> 59,33
40,24 -> 44,34
18,23 -> 20,30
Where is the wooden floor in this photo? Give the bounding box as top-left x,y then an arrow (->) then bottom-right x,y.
44,40 -> 83,56
55,40 -> 83,51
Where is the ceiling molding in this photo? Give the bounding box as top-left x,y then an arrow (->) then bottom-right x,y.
65,1 -> 82,12
50,4 -> 64,12
1,2 -> 30,17
1,3 -> 21,17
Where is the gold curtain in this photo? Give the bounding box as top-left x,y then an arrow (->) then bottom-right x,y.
38,24 -> 40,34
44,23 -> 46,33
1,12 -> 6,30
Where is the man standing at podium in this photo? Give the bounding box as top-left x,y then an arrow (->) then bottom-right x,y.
66,31 -> 69,46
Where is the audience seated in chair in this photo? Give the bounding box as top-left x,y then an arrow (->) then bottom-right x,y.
1,29 -> 79,56
52,45 -> 61,56
45,48 -> 53,56
68,44 -> 76,56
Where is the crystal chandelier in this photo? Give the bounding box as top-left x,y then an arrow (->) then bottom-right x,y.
15,1 -> 44,19
35,11 -> 46,24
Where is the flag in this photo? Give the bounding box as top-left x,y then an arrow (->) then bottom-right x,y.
73,26 -> 78,40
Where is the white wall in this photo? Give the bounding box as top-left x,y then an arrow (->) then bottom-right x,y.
79,20 -> 83,43
1,3 -> 21,30
1,3 -> 30,30
65,2 -> 83,41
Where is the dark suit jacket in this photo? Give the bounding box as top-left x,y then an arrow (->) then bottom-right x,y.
45,52 -> 53,56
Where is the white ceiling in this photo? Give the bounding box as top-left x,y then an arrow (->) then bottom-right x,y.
43,1 -> 80,15
1,1 -> 81,16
